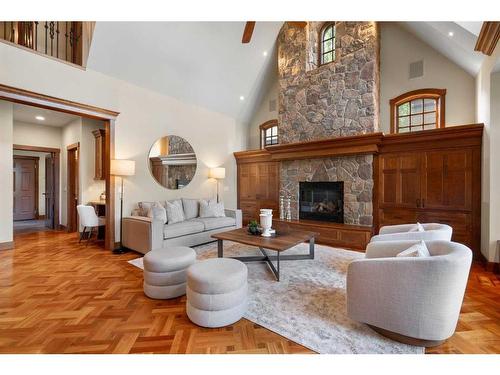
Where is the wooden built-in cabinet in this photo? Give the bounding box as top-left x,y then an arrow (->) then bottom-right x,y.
234,124 -> 483,256
377,125 -> 482,255
236,150 -> 279,225
92,129 -> 106,180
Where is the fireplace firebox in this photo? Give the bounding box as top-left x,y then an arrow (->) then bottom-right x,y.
299,181 -> 344,223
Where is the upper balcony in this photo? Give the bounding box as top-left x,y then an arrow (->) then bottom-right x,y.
0,21 -> 95,68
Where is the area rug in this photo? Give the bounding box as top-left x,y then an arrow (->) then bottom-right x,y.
128,242 -> 424,354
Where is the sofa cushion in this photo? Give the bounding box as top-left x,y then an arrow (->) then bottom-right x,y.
147,204 -> 168,224
192,217 -> 235,231
166,199 -> 185,224
164,220 -> 205,239
182,198 -> 199,220
199,199 -> 225,218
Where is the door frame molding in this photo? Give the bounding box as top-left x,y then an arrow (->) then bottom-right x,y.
13,144 -> 60,231
66,142 -> 80,233
2,83 -> 119,250
12,155 -> 39,221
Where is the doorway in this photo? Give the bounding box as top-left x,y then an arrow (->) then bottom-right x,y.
12,145 -> 61,235
66,143 -> 80,233
13,155 -> 38,221
1,84 -> 117,250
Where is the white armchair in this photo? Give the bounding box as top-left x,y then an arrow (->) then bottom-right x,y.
346,240 -> 472,346
370,223 -> 452,243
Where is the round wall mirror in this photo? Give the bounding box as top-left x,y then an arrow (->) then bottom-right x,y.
148,135 -> 197,190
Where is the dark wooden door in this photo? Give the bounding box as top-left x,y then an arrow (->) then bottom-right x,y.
421,149 -> 472,211
67,145 -> 79,232
13,157 -> 37,221
45,155 -> 55,229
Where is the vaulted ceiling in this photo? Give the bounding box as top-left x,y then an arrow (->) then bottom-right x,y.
86,22 -> 489,125
87,22 -> 283,124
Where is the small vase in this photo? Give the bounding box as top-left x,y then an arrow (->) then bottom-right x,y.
260,212 -> 272,237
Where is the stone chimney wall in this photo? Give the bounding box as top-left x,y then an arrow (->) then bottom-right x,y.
277,22 -> 379,226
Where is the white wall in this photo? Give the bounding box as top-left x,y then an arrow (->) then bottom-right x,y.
0,42 -> 246,242
13,150 -> 48,216
380,23 -> 476,133
13,121 -> 62,149
80,118 -> 106,206
489,71 -> 500,263
0,101 -> 13,246
60,118 -> 82,226
247,72 -> 279,150
477,41 -> 500,263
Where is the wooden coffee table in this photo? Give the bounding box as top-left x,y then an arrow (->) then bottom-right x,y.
212,228 -> 318,281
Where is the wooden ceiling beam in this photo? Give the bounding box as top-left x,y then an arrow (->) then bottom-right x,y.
474,22 -> 500,56
242,21 -> 255,44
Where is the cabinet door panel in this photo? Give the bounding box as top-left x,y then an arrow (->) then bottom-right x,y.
418,210 -> 472,248
378,208 -> 418,228
423,150 -> 472,211
399,154 -> 421,207
379,155 -> 398,206
379,153 -> 421,209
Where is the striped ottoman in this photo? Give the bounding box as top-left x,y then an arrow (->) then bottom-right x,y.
186,258 -> 248,328
143,246 -> 196,299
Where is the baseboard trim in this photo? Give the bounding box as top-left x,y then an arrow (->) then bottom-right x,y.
58,225 -> 67,231
0,241 -> 14,250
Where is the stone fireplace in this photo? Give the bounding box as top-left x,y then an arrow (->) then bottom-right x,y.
299,181 -> 344,223
277,22 -> 379,226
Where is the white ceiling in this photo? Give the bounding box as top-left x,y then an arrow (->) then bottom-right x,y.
87,22 -> 283,124
85,22 -> 492,124
13,103 -> 80,127
399,22 -> 485,75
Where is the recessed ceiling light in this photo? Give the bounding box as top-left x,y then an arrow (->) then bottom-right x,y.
35,116 -> 45,121
239,96 -> 245,101
263,51 -> 268,56
448,31 -> 454,37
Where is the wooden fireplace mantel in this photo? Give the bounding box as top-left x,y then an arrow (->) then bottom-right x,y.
264,132 -> 384,161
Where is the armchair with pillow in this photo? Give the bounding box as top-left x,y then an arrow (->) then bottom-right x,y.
122,198 -> 242,254
370,223 -> 453,243
346,239 -> 472,346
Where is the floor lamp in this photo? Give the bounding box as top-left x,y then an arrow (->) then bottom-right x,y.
209,167 -> 225,202
110,159 -> 136,254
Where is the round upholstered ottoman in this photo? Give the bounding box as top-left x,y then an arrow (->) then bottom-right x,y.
186,258 -> 248,328
143,246 -> 196,299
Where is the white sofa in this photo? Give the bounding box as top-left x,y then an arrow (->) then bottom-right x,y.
370,223 -> 452,243
122,199 -> 242,254
346,240 -> 472,346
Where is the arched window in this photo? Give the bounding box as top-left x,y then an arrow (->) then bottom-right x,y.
319,23 -> 336,65
390,89 -> 446,134
260,119 -> 278,148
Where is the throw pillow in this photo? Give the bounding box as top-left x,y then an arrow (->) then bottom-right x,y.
166,199 -> 185,224
138,201 -> 164,217
409,222 -> 425,232
396,240 -> 431,258
199,199 -> 226,218
182,198 -> 199,219
147,204 -> 167,224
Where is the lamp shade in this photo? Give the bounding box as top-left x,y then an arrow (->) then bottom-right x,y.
110,159 -> 136,176
209,167 -> 225,179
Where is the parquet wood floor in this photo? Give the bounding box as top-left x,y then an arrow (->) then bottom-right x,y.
0,230 -> 498,354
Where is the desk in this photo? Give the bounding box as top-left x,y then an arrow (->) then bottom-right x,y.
88,200 -> 106,240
